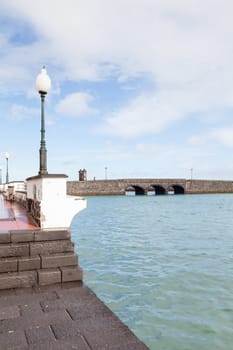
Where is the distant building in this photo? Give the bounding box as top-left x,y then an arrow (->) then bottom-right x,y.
79,169 -> 87,181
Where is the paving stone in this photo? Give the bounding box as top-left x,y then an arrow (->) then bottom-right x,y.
109,342 -> 151,350
0,288 -> 16,298
0,305 -> 20,320
40,299 -> 66,313
19,301 -> 44,318
0,329 -> 28,349
56,285 -> 102,308
79,317 -> 144,350
60,281 -> 83,289
51,319 -> 82,340
67,298 -> 112,320
57,283 -> 94,300
33,286 -> 60,300
77,315 -> 122,333
0,309 -> 71,334
0,283 -> 149,349
27,337 -> 90,350
25,325 -> 55,345
41,292 -> 97,315
0,288 -> 58,308
14,287 -> 34,296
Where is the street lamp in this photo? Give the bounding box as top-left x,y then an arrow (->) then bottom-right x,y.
190,168 -> 193,180
35,66 -> 51,175
5,152 -> 9,183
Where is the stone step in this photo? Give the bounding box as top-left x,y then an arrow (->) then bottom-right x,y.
0,253 -> 79,273
38,266 -> 83,285
41,252 -> 78,269
0,229 -> 83,289
0,271 -> 37,290
0,229 -> 71,243
0,265 -> 83,290
0,240 -> 74,259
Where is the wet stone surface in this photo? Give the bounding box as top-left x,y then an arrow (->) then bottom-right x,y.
0,282 -> 149,349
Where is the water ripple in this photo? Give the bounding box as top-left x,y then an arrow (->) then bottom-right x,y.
72,194 -> 233,350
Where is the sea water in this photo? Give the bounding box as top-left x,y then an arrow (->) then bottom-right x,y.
71,194 -> 233,350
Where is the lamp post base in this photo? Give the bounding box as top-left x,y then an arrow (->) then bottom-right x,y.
39,146 -> 48,175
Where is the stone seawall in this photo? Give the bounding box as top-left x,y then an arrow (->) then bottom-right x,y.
68,180 -> 124,196
0,229 -> 83,289
186,179 -> 233,194
67,178 -> 233,196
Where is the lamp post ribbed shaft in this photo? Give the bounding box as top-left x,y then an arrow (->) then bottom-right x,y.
6,159 -> 9,183
5,152 -> 9,184
39,92 -> 48,175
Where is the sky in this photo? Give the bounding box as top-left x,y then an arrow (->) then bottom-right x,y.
1,0 -> 233,182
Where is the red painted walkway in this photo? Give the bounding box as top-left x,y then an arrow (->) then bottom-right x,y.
0,194 -> 38,231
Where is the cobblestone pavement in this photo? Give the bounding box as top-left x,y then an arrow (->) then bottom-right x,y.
0,282 -> 149,349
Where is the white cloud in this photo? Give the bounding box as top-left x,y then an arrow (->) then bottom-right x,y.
103,92 -> 177,137
9,104 -> 38,121
103,83 -> 215,137
55,92 -> 96,117
2,1 -> 233,81
1,0 -> 233,138
190,126 -> 233,148
210,127 -> 233,147
189,135 -> 207,146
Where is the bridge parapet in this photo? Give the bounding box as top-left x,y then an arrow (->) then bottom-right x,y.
67,178 -> 233,196
185,179 -> 233,194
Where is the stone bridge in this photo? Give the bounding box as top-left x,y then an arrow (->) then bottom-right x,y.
67,178 -> 233,196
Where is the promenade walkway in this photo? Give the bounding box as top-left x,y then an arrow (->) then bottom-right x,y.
0,282 -> 148,349
0,195 -> 38,231
0,195 -> 149,349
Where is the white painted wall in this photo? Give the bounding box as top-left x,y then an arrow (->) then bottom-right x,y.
27,175 -> 86,229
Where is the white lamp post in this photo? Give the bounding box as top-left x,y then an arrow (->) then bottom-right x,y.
190,168 -> 193,180
5,152 -> 9,183
26,67 -> 87,229
35,67 -> 51,175
105,166 -> 108,180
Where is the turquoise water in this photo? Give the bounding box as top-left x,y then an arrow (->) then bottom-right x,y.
71,194 -> 233,350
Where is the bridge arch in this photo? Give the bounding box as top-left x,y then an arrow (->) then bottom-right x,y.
167,184 -> 185,194
148,185 -> 166,195
125,185 -> 146,195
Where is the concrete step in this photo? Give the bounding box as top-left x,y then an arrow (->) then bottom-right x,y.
0,265 -> 83,290
0,271 -> 37,290
0,240 -> 74,259
38,266 -> 83,286
0,229 -> 83,289
41,252 -> 78,269
0,229 -> 71,244
0,253 -> 79,272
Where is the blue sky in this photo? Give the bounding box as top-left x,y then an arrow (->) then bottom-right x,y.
1,0 -> 233,182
